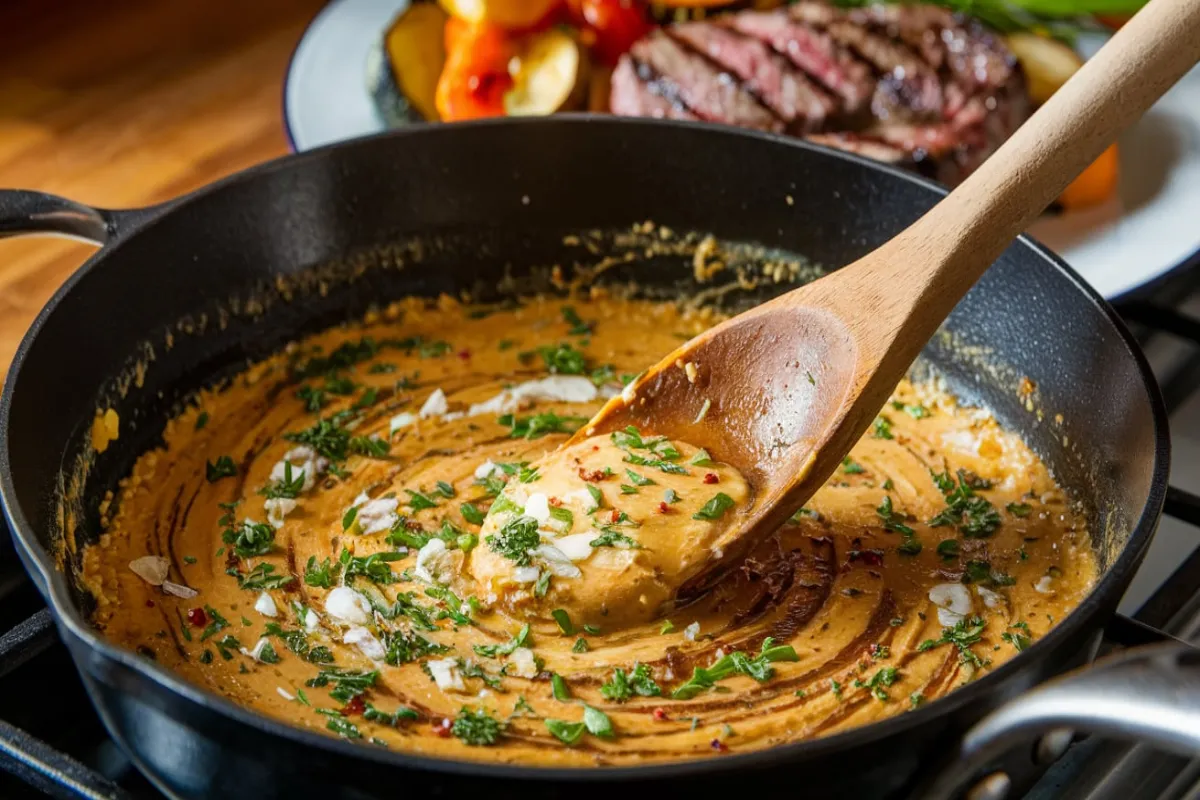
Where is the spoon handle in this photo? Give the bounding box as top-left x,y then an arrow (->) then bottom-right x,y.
887,0 -> 1200,304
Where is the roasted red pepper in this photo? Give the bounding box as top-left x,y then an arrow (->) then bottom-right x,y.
436,19 -> 517,121
568,0 -> 651,65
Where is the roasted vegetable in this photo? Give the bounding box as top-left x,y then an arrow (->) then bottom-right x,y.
568,0 -> 653,64
368,2 -> 448,124
436,20 -> 518,121
1006,33 -> 1118,208
505,29 -> 589,116
1059,143 -> 1120,209
1006,32 -> 1085,106
438,0 -> 561,29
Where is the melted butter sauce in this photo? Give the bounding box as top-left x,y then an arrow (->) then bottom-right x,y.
83,295 -> 1097,766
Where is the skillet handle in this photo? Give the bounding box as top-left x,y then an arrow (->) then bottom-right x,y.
0,189 -> 155,245
917,640 -> 1200,799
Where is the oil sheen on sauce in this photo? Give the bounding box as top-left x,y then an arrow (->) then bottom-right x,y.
82,295 -> 1097,766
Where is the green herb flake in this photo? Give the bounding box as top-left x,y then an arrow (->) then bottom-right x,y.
693,492 -> 735,521
452,707 -> 504,746
551,673 -> 571,701
205,456 -> 238,483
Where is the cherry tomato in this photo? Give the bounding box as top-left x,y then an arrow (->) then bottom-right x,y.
568,0 -> 652,65
436,21 -> 517,121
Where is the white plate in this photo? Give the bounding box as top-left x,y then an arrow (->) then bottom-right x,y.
284,3 -> 1200,300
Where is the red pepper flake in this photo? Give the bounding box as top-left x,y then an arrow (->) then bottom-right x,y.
609,509 -> 621,524
405,520 -> 425,531
703,473 -> 719,485
658,501 -> 670,514
547,497 -> 563,508
710,739 -> 728,752
849,549 -> 885,567
145,600 -> 156,608
578,468 -> 607,482
433,718 -> 453,738
457,349 -> 471,360
186,607 -> 207,626
341,696 -> 366,716
652,707 -> 669,721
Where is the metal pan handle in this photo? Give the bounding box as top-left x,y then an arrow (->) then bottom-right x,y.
0,189 -> 157,245
917,640 -> 1200,799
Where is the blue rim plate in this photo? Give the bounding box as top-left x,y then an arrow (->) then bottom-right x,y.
282,1 -> 1200,301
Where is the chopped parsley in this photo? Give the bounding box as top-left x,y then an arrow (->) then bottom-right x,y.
304,556 -> 338,588
842,457 -> 865,475
194,411 -> 209,430
693,492 -> 734,521
551,673 -> 571,701
572,637 -> 589,653
223,520 -> 275,558
364,703 -> 419,726
625,469 -> 655,486
405,489 -> 438,511
485,515 -> 540,566
918,616 -> 987,668
235,563 -> 294,590
498,412 -> 588,440
473,624 -> 531,659
589,528 -> 640,548
460,503 -> 485,525
260,461 -> 305,500
689,449 -> 714,467
671,638 -> 799,699
452,707 -> 504,746
283,417 -> 350,462
856,666 -> 899,701
1006,502 -> 1033,518
306,668 -> 379,703
872,416 -> 894,440
535,343 -> 587,375
340,550 -> 403,584
324,714 -> 361,739
264,623 -> 334,664
929,469 -> 1001,537
875,496 -> 914,535
561,306 -> 592,335
936,539 -> 961,560
892,401 -> 930,419
348,436 -> 389,458
199,606 -> 229,640
961,559 -> 1016,587
551,609 -> 574,635
600,663 -> 661,702
384,629 -> 449,665
205,456 -> 237,482
659,620 -> 676,635
545,718 -> 587,745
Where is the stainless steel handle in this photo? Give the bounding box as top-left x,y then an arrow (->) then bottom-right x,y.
0,190 -> 156,245
917,640 -> 1200,799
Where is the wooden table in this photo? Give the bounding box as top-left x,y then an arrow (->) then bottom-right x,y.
0,0 -> 326,373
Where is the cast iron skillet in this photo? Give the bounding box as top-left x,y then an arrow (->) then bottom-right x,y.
0,118 -> 1194,799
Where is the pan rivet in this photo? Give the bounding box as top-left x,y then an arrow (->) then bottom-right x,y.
1034,727 -> 1074,764
966,772 -> 1011,800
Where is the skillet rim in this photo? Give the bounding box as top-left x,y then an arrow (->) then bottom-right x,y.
0,115 -> 1171,782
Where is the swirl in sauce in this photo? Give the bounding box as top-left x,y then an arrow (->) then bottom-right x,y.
83,295 -> 1096,765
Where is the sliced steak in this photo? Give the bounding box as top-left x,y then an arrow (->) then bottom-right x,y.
728,10 -> 875,117
787,2 -> 941,121
628,30 -> 783,132
609,2 -> 1031,187
610,56 -> 700,121
670,21 -> 834,132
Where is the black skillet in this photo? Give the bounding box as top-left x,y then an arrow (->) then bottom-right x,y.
0,118 -> 1195,799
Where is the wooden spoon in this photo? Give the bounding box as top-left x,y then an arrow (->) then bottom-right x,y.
571,0 -> 1200,598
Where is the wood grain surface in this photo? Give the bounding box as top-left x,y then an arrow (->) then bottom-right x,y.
0,0 -> 326,374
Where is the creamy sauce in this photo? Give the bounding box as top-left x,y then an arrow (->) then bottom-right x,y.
83,295 -> 1097,766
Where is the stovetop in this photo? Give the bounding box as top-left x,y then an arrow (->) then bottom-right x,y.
2,270 -> 1200,800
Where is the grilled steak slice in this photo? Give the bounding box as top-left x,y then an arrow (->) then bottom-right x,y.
728,10 -> 875,116
609,2 -> 1031,187
670,21 -> 834,132
610,57 -> 700,121
629,30 -> 783,132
